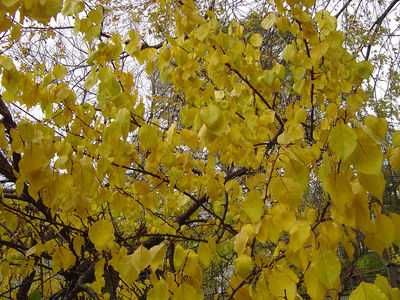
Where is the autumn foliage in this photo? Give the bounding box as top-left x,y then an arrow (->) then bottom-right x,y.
0,0 -> 400,299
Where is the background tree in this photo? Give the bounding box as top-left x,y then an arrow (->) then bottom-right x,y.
0,0 -> 400,299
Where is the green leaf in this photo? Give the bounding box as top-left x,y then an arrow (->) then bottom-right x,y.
261,70 -> 276,86
88,9 -> 104,25
392,131 -> 400,147
10,23 -> 22,40
354,61 -> 374,79
53,65 -> 68,80
28,290 -> 43,300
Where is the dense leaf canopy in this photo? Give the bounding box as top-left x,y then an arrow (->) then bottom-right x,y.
0,0 -> 400,299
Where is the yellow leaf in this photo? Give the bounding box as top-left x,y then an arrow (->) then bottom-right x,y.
173,283 -> 200,300
53,245 -> 76,272
376,214 -> 395,248
288,220 -> 311,251
268,265 -> 298,300
261,13 -> 277,30
138,125 -> 159,151
317,221 -> 343,250
115,107 -> 131,139
0,56 -> 14,71
183,251 -> 202,288
53,64 -> 68,80
10,128 -> 24,153
150,243 -> 166,270
234,230 -> 249,254
84,68 -> 98,90
310,249 -> 341,289
392,131 -> 400,147
387,147 -> 400,171
305,268 -> 329,300
302,0 -> 316,8
181,129 -> 198,150
10,23 -> 21,40
17,122 -> 43,144
194,23 -> 209,41
197,242 -> 212,267
208,236 -> 216,254
349,282 -> 387,300
354,61 -> 374,79
310,42 -> 329,61
260,70 -> 276,86
328,122 -> 357,160
125,30 -> 142,55
136,48 -> 157,64
347,93 -> 363,113
269,177 -> 303,209
132,245 -> 151,271
118,251 -> 139,285
0,123 -> 8,149
358,172 -> 385,202
391,213 -> 400,247
327,172 -> 354,225
148,280 -> 169,300
275,16 -> 291,32
325,103 -> 337,119
364,212 -> 395,256
88,9 -> 103,25
350,127 -> 383,174
73,236 -> 85,255
277,121 -> 305,143
88,220 -> 115,251
242,189 -> 264,222
343,236 -> 355,261
374,274 -> 400,300
55,155 -> 69,169
364,115 -> 387,139
250,33 -> 263,47
174,244 -> 186,270
200,104 -> 226,136
26,244 -> 41,257
234,254 -> 253,278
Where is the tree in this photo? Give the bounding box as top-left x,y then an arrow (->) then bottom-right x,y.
0,0 -> 400,299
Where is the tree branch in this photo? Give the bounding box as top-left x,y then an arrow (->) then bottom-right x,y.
16,270 -> 36,300
335,0 -> 353,18
365,0 -> 400,60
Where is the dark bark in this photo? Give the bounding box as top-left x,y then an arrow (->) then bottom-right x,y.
16,270 -> 36,300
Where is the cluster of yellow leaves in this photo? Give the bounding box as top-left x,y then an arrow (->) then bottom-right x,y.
0,0 -> 400,299
1,0 -> 63,30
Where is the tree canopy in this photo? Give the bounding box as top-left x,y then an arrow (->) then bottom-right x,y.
0,0 -> 400,299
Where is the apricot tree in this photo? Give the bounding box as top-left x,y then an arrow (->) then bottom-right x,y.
0,0 -> 400,299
